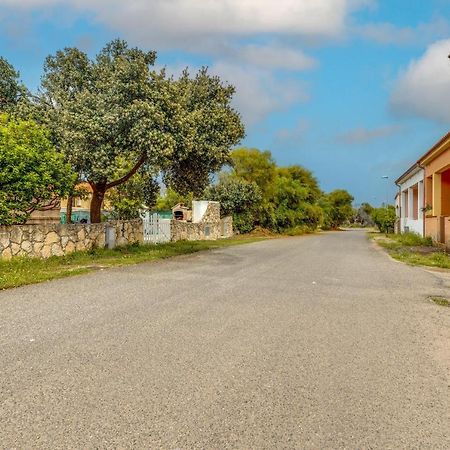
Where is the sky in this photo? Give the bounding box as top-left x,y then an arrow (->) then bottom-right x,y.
1,0 -> 449,205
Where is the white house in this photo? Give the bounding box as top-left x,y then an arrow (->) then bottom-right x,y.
395,163 -> 425,236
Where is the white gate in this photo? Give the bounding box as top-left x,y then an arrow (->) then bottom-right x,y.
142,213 -> 171,244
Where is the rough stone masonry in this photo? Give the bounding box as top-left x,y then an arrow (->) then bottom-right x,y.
0,220 -> 143,260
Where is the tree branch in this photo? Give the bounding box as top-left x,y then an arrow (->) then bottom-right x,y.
105,153 -> 147,190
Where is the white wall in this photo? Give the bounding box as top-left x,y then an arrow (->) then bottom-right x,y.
192,201 -> 210,223
397,168 -> 425,236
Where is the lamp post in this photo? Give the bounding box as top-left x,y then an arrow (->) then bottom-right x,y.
381,175 -> 389,208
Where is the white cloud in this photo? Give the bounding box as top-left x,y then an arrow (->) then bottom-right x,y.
235,45 -> 317,71
337,125 -> 403,144
390,39 -> 450,123
0,0 -> 363,48
0,0 -> 368,127
210,62 -> 308,126
159,61 -> 308,127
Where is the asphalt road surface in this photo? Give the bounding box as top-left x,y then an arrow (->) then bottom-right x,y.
1,230 -> 449,449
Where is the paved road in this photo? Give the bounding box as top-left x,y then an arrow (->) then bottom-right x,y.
1,231 -> 449,449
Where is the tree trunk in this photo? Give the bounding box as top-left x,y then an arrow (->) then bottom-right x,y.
66,195 -> 73,224
90,183 -> 106,223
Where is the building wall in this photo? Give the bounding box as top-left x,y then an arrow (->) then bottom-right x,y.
424,149 -> 450,176
27,207 -> 61,225
0,220 -> 143,260
397,168 -> 425,236
423,141 -> 450,245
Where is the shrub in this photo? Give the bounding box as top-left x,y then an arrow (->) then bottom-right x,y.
371,206 -> 396,234
0,114 -> 75,225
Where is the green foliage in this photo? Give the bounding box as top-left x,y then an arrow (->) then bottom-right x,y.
31,40 -> 244,222
371,206 -> 396,233
384,232 -> 433,247
204,176 -> 262,233
155,188 -> 193,210
321,189 -> 354,229
204,176 -> 261,216
108,171 -> 159,220
0,115 -> 75,225
229,148 -> 277,197
162,69 -> 245,195
206,148 -> 330,233
372,233 -> 449,269
276,166 -> 322,203
0,57 -> 28,112
271,171 -> 323,231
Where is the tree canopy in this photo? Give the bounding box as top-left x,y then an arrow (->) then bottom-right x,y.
321,189 -> 354,229
204,176 -> 262,233
229,148 -> 277,197
31,39 -> 244,222
204,148 -> 331,233
0,115 -> 74,225
0,57 -> 28,112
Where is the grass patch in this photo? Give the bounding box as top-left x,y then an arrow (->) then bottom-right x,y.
429,296 -> 450,307
369,232 -> 450,269
0,236 -> 266,291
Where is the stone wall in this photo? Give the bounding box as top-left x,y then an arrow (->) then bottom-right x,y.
0,220 -> 143,260
171,220 -> 222,242
171,202 -> 233,241
198,201 -> 220,223
170,202 -> 232,242
220,216 -> 233,238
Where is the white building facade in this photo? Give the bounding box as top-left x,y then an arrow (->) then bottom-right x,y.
395,164 -> 425,236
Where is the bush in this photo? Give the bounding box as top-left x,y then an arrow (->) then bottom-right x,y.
320,189 -> 354,229
204,177 -> 262,233
394,232 -> 433,247
371,206 -> 396,234
0,114 -> 74,225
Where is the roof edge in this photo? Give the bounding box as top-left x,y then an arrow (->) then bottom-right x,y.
418,131 -> 450,165
395,163 -> 422,185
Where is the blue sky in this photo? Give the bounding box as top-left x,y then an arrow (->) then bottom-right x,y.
1,0 -> 449,205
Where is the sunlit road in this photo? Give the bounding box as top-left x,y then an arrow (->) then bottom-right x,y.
1,231 -> 449,448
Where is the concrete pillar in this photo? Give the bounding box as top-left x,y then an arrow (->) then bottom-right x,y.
399,192 -> 405,232
408,187 -> 414,219
418,181 -> 424,220
432,173 -> 441,216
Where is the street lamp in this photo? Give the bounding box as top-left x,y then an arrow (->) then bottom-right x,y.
381,175 -> 389,207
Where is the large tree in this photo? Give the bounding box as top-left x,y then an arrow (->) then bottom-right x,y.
271,168 -> 324,231
0,115 -> 75,225
321,189 -> 354,229
0,57 -> 28,112
229,148 -> 277,198
36,40 -> 244,222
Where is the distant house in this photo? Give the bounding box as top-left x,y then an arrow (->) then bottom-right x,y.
395,163 -> 425,236
60,183 -> 112,224
27,199 -> 61,225
60,183 -> 91,224
395,131 -> 450,246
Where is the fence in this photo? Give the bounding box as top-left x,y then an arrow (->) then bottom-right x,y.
142,213 -> 172,244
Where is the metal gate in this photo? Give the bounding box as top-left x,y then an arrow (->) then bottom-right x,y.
142,212 -> 171,244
